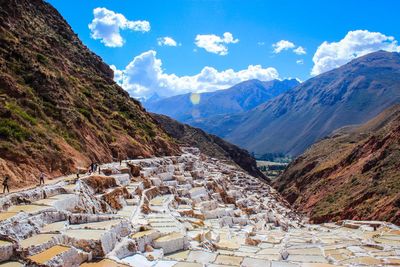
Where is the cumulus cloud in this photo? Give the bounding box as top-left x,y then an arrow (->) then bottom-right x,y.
296,59 -> 304,65
88,7 -> 150,47
272,40 -> 306,56
195,32 -> 239,55
293,46 -> 306,55
157,37 -> 179,47
311,30 -> 400,75
273,40 -> 295,53
112,50 -> 279,99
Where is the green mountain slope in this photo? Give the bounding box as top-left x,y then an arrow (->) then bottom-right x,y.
0,0 -> 179,187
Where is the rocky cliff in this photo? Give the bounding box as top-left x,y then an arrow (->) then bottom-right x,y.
0,0 -> 179,187
274,104 -> 400,225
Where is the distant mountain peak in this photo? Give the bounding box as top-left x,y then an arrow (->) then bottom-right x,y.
144,79 -> 299,123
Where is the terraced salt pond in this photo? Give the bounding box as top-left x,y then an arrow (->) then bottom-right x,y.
64,229 -> 106,240
0,262 -> 23,267
68,220 -> 123,230
0,148 -> 399,266
41,221 -> 67,233
5,204 -> 52,214
20,234 -> 58,249
34,194 -> 78,209
80,259 -> 129,266
27,245 -> 70,264
0,212 -> 17,222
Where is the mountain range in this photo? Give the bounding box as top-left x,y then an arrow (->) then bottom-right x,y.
274,104 -> 400,224
190,51 -> 400,157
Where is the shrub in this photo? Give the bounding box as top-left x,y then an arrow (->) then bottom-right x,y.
5,102 -> 37,125
351,176 -> 359,185
82,88 -> 92,98
36,53 -> 48,64
57,75 -> 68,87
78,107 -> 91,120
0,118 -> 30,141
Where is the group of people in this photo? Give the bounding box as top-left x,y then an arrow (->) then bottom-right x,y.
88,162 -> 100,174
2,160 -> 104,195
2,172 -> 46,195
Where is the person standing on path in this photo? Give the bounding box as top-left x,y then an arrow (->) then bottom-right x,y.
89,162 -> 95,174
39,172 -> 45,186
2,175 -> 10,194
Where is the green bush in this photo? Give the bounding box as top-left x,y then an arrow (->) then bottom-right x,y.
82,88 -> 92,98
78,107 -> 91,120
36,53 -> 48,64
57,75 -> 68,87
5,102 -> 37,125
0,119 -> 30,141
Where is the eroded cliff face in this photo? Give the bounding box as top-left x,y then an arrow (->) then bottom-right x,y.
0,0 -> 179,187
274,105 -> 400,225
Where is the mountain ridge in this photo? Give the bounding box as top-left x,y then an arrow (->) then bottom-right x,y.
144,78 -> 299,123
0,0 -> 181,187
217,50 -> 400,156
151,113 -> 267,180
273,104 -> 400,224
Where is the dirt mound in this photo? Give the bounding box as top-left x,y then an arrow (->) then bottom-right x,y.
84,176 -> 117,193
102,187 -> 130,209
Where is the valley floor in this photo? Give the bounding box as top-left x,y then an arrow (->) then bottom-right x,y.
0,148 -> 399,267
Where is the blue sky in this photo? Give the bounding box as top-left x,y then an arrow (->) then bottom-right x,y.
47,0 -> 400,98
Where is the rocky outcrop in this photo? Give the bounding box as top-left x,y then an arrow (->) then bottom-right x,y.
274,104 -> 400,225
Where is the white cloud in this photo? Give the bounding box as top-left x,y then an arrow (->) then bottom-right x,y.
88,7 -> 150,47
110,65 -> 124,81
272,40 -> 307,56
296,59 -> 304,65
273,40 -> 295,53
194,32 -> 239,55
257,42 -> 265,46
112,50 -> 279,99
293,46 -> 306,55
157,37 -> 179,47
311,30 -> 400,75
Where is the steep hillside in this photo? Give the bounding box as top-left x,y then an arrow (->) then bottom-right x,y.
144,79 -> 299,123
0,0 -> 179,187
151,113 -> 267,180
215,51 -> 400,157
274,104 -> 400,224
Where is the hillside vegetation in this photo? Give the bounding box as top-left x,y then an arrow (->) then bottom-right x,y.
0,0 -> 178,187
274,104 -> 400,224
